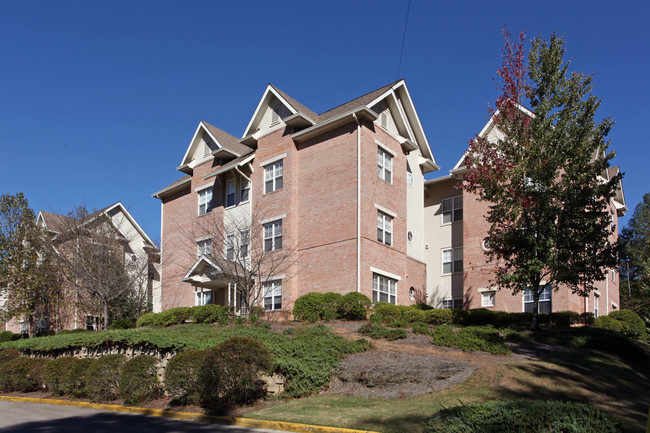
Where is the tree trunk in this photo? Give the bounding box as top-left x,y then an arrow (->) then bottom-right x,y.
530,290 -> 541,331
103,302 -> 110,330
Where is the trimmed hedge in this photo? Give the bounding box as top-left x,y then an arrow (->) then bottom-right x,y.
0,357 -> 48,392
0,348 -> 21,365
0,331 -> 20,342
293,292 -> 326,322
338,292 -> 371,321
43,357 -> 94,397
610,309 -> 647,342
119,355 -> 162,405
423,400 -> 638,433
109,319 -> 136,330
199,337 -> 274,414
85,354 -> 127,401
430,325 -> 511,355
293,292 -> 371,322
425,309 -> 452,325
164,350 -> 207,405
192,304 -> 229,324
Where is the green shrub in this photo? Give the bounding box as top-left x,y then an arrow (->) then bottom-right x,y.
164,350 -> 207,405
0,348 -> 21,365
119,355 -> 161,405
550,310 -> 580,327
293,293 -> 325,322
192,304 -> 229,324
425,309 -> 453,325
85,354 -> 127,401
610,309 -> 647,342
501,328 -> 532,344
321,292 -> 342,321
249,306 -> 265,323
57,328 -> 91,335
137,312 -> 158,328
358,324 -> 407,341
199,337 -> 274,414
44,357 -> 80,395
409,322 -> 431,335
0,331 -> 17,342
423,400 -> 638,433
110,319 -> 136,330
67,358 -> 95,397
413,302 -> 434,310
338,292 -> 371,321
594,315 -> 623,334
431,326 -> 511,355
371,302 -> 400,324
400,306 -> 426,323
35,329 -> 55,337
580,312 -> 595,326
156,307 -> 192,327
0,357 -> 48,392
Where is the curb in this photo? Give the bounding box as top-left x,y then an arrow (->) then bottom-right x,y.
0,395 -> 380,433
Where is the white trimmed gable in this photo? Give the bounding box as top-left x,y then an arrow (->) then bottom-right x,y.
179,122 -> 223,169
243,85 -> 298,139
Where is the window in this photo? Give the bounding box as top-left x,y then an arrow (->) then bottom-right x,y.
264,160 -> 283,193
409,287 -> 415,301
198,188 -> 213,215
239,230 -> 250,259
195,290 -> 213,306
481,291 -> 495,307
373,273 -> 397,304
264,220 -> 282,252
197,239 -> 212,257
263,280 -> 282,310
226,180 -> 236,207
225,234 -> 236,260
524,286 -> 552,314
240,179 -> 250,203
594,295 -> 599,318
377,147 -> 393,183
442,298 -> 463,309
611,269 -> 615,282
377,211 -> 393,246
442,247 -> 463,274
441,197 -> 462,224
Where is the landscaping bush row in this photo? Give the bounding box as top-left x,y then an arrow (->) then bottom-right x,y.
594,309 -> 647,342
137,304 -> 230,327
292,292 -> 371,322
0,324 -> 370,398
423,400 -> 638,433
429,325 -> 511,355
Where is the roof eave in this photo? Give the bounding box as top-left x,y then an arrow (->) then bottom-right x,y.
152,177 -> 192,199
292,107 -> 379,143
283,112 -> 316,129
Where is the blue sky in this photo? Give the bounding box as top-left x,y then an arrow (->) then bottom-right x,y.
1,1 -> 648,241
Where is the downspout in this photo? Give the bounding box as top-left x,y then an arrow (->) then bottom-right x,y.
235,166 -> 251,183
353,113 -> 361,293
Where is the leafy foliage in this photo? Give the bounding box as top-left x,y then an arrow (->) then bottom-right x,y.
462,30 -> 620,329
423,400 -> 638,433
85,354 -> 127,401
119,355 -> 162,405
198,338 -> 273,414
164,350 -> 207,405
0,331 -> 19,342
0,356 -> 48,392
609,309 -> 647,342
109,318 -> 136,330
424,309 -> 453,325
0,348 -> 21,365
191,304 -> 229,324
430,326 -> 511,355
337,292 -> 371,321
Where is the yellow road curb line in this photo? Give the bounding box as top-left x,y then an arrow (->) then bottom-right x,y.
0,395 -> 379,433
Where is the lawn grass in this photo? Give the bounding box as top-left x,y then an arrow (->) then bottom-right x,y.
246,348 -> 649,433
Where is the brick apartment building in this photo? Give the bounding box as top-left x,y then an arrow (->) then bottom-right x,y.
423,114 -> 627,317
154,81 -> 625,317
153,80 -> 438,314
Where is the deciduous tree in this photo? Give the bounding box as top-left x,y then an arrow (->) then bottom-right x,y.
463,29 -> 620,329
620,193 -> 650,322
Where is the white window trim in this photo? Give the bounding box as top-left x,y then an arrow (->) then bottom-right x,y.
375,139 -> 396,156
194,183 -> 213,193
261,274 -> 286,282
198,188 -> 213,216
377,211 -> 393,246
441,196 -> 462,225
481,291 -> 496,307
377,146 -> 393,184
259,153 -> 287,167
225,179 -> 237,208
441,247 -> 463,275
369,266 -> 401,281
240,179 -> 251,203
261,214 -> 286,225
263,160 -> 283,194
263,279 -> 282,311
374,203 -> 397,218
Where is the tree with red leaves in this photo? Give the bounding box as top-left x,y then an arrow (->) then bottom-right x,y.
463,29 -> 620,329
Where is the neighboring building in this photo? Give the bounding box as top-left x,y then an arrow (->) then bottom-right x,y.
153,80 -> 438,315
2,202 -> 160,333
423,114 -> 627,316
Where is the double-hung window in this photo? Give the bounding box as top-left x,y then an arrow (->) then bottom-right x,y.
264,160 -> 283,193
442,247 -> 463,274
377,147 -> 393,183
442,298 -> 462,309
264,220 -> 282,252
481,291 -> 495,307
195,290 -> 213,306
239,230 -> 250,259
441,196 -> 462,224
197,239 -> 212,257
225,233 -> 236,260
377,211 -> 393,246
198,188 -> 213,215
226,180 -> 236,207
263,280 -> 282,311
240,179 -> 250,203
373,273 -> 397,304
523,286 -> 552,313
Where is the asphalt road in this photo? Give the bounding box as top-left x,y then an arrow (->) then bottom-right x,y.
0,400 -> 291,433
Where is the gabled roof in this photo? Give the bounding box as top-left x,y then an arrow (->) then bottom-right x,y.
38,203 -> 157,249
178,121 -> 252,172
204,152 -> 255,180
318,80 -> 400,122
152,175 -> 192,199
269,84 -> 319,123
